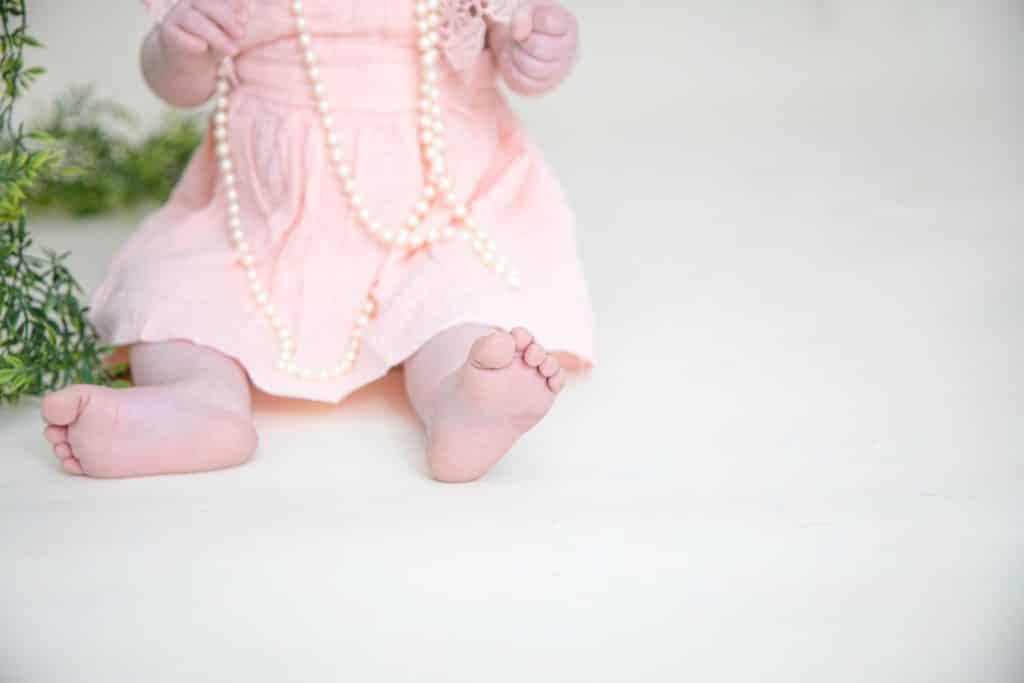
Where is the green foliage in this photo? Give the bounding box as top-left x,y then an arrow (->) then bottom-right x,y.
30,86 -> 203,216
0,1 -> 125,404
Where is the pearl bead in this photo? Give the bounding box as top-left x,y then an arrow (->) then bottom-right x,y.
338,165 -> 352,179
445,192 -> 458,206
220,159 -> 233,172
322,115 -> 335,129
407,215 -> 420,228
423,186 -> 437,200
271,316 -> 283,329
228,203 -> 241,216
416,2 -> 428,17
426,229 -> 439,243
351,193 -> 363,207
214,112 -> 227,125
224,174 -> 236,187
214,126 -> 227,140
291,1 -> 303,13
363,300 -> 375,315
415,200 -> 429,215
343,179 -> 356,193
304,50 -> 317,65
369,220 -> 382,233
442,226 -> 456,240
436,176 -> 451,191
345,351 -> 357,362
296,17 -> 306,30
358,208 -> 371,223
217,79 -> 229,94
232,229 -> 245,243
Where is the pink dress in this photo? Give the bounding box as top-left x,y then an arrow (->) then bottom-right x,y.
90,0 -> 595,402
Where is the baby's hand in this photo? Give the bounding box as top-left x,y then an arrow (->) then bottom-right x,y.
157,0 -> 248,68
490,1 -> 578,96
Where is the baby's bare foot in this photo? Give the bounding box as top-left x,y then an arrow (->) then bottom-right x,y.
426,327 -> 564,482
41,384 -> 257,478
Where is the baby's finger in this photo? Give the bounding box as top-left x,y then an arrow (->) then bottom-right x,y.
197,0 -> 247,42
518,32 -> 567,63
180,8 -> 239,56
511,4 -> 534,42
511,44 -> 561,82
162,22 -> 209,55
530,4 -> 572,36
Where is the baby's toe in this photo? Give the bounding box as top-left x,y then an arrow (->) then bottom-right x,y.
523,342 -> 546,368
547,369 -> 566,393
510,327 -> 534,351
44,425 -> 68,446
469,331 -> 517,370
54,443 -> 74,460
538,355 -> 560,378
61,457 -> 85,476
41,386 -> 87,427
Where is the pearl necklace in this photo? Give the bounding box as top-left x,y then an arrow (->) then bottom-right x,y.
212,0 -> 521,383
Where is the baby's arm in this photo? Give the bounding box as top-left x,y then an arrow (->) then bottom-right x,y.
141,0 -> 248,108
488,1 -> 579,97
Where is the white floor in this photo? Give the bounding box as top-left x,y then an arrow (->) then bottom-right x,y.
3,2 -> 1023,681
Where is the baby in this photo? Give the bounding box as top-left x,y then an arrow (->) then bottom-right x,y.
41,0 -> 594,482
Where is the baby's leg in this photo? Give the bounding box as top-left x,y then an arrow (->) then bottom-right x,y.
404,324 -> 565,483
41,341 -> 257,478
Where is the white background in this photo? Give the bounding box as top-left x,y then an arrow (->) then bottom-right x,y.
2,2 -> 1023,681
